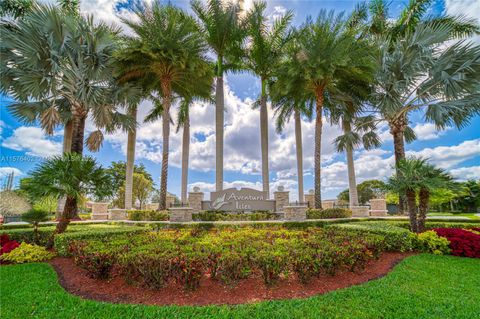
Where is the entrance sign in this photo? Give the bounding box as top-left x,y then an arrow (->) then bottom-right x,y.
203,188 -> 275,211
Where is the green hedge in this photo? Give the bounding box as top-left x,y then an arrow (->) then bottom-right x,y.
127,210 -> 169,221
69,227 -> 387,289
328,222 -> 418,252
54,226 -> 147,256
307,208 -> 352,219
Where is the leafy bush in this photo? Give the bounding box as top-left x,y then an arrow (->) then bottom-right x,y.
192,211 -> 279,221
0,242 -> 54,263
307,208 -> 352,219
417,231 -> 451,255
328,222 -> 417,252
0,234 -> 20,256
21,209 -> 50,244
127,210 -> 169,221
434,228 -> 480,258
54,225 -> 146,256
70,227 -> 385,290
69,241 -> 115,279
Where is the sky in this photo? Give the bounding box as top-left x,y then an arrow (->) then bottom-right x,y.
1,0 -> 479,201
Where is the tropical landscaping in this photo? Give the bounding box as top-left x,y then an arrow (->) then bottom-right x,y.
1,0 -> 480,318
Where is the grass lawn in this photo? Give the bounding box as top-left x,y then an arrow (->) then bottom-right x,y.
428,212 -> 480,220
1,254 -> 479,319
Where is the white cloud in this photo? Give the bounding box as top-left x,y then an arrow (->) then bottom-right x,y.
412,123 -> 451,140
105,79 -> 343,179
1,127 -> 62,158
445,0 -> 480,43
450,166 -> 480,181
406,139 -> 480,169
0,167 -> 23,178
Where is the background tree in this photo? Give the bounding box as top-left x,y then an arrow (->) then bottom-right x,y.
119,2 -> 211,209
337,179 -> 386,205
294,10 -> 374,208
114,173 -> 153,209
244,1 -> 293,198
104,161 -> 153,206
270,33 -> 313,203
22,153 -> 112,238
191,0 -> 246,192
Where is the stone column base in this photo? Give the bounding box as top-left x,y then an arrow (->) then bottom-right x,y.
350,206 -> 370,217
91,214 -> 109,220
109,208 -> 127,220
169,207 -> 193,223
370,210 -> 388,216
284,206 -> 307,221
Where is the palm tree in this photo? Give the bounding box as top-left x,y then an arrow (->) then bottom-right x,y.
362,0 -> 480,213
387,157 -> 453,233
118,2 -> 211,210
243,1 -> 293,199
270,35 -> 312,203
191,0 -> 246,192
292,10 -> 374,209
1,4 -> 130,222
22,153 -> 112,239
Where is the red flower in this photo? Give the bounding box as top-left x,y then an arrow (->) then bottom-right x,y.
434,228 -> 480,258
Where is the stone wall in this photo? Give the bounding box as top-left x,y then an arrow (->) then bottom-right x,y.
370,198 -> 388,216
169,207 -> 193,222
188,191 -> 204,212
108,208 -> 127,220
274,189 -> 289,212
91,202 -> 109,220
283,205 -> 307,221
304,194 -> 314,208
322,200 -> 335,209
350,206 -> 370,217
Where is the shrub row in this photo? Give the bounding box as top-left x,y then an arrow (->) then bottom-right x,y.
127,210 -> 169,221
307,208 -> 352,219
434,228 -> 480,258
192,211 -> 280,221
69,227 -> 386,290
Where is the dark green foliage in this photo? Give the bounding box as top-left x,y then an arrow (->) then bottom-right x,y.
104,161 -> 154,201
21,209 -> 49,225
69,227 -> 385,290
337,180 -> 386,205
307,208 -> 353,219
69,241 -> 115,279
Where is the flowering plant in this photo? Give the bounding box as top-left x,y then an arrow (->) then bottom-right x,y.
434,228 -> 480,258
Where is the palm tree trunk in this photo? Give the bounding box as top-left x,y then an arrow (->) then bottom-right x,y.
159,81 -> 172,210
406,189 -> 418,233
215,60 -> 224,192
70,108 -> 86,155
344,121 -> 359,207
294,109 -> 304,203
260,79 -> 270,198
417,187 -> 429,233
314,89 -> 324,209
49,194 -> 77,247
125,107 -> 137,210
56,120 -> 73,218
390,120 -> 407,214
181,111 -> 190,204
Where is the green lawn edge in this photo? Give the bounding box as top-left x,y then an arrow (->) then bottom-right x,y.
1,254 -> 479,319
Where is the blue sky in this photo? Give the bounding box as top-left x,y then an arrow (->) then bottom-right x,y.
1,0 -> 479,200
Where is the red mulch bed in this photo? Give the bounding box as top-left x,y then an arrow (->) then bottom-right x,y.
49,252 -> 414,306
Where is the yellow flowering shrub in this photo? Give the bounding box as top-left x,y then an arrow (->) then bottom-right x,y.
0,242 -> 55,263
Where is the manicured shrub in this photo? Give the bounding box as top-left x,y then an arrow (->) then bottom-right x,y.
417,231 -> 451,255
307,208 -> 352,219
127,210 -> 169,221
434,228 -> 480,258
120,252 -> 173,289
0,234 -> 20,256
69,241 -> 116,279
0,242 -> 54,263
254,247 -> 289,285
